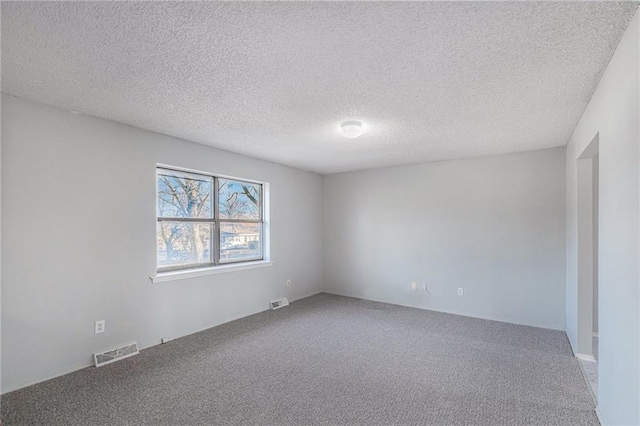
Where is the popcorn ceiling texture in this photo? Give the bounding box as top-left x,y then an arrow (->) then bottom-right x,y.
1,2 -> 637,174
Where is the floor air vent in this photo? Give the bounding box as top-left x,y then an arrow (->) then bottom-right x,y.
270,297 -> 289,310
94,342 -> 139,367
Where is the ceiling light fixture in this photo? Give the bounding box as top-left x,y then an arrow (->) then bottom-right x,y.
339,121 -> 364,139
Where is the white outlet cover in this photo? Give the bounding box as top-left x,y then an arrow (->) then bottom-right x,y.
95,320 -> 106,334
458,288 -> 464,296
411,281 -> 417,290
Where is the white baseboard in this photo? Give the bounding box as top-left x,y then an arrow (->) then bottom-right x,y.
321,290 -> 566,331
576,353 -> 597,363
222,291 -> 321,323
2,291 -> 323,395
595,406 -> 606,425
576,356 -> 598,407
290,290 -> 322,303
1,358 -> 95,395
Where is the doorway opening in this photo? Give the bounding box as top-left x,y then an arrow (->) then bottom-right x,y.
576,134 -> 599,399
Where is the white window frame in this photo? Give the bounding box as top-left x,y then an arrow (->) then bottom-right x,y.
152,164 -> 271,283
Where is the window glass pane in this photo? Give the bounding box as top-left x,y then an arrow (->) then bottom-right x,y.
157,170 -> 213,219
157,222 -> 212,268
218,179 -> 261,220
220,222 -> 262,262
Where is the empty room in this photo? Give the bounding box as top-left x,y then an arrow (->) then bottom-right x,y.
1,1 -> 639,425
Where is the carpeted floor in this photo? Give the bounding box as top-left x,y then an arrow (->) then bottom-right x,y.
1,293 -> 597,425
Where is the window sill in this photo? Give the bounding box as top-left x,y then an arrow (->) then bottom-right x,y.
151,260 -> 273,283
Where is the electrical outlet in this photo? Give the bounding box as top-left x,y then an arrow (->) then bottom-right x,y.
457,288 -> 464,296
411,281 -> 417,290
286,279 -> 291,287
95,320 -> 105,334
422,283 -> 428,292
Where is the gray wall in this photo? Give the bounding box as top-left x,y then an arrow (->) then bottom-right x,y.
323,149 -> 566,330
592,154 -> 599,335
565,10 -> 639,425
576,151 -> 597,356
1,95 -> 324,393
0,94 -> 3,397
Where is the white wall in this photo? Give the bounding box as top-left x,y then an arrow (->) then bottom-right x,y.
323,148 -> 566,330
565,10 -> 639,425
1,95 -> 324,393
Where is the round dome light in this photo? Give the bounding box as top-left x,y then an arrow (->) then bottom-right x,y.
339,121 -> 364,139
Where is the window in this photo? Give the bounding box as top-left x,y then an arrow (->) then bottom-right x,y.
156,167 -> 265,272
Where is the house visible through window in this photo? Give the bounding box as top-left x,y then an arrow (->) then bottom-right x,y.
156,167 -> 265,271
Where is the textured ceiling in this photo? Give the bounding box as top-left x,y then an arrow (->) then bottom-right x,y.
1,2 -> 638,174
